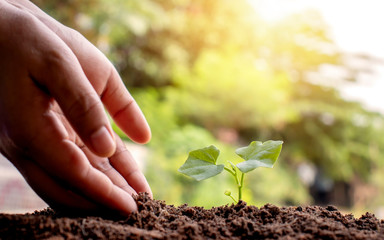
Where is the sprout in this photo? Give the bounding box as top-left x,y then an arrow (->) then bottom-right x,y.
178,140 -> 283,203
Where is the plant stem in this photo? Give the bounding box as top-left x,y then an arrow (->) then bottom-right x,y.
225,165 -> 246,203
238,172 -> 244,201
224,166 -> 236,176
228,194 -> 237,203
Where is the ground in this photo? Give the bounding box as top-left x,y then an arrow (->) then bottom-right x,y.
0,193 -> 383,239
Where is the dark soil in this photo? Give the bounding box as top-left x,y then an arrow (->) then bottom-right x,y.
0,193 -> 383,239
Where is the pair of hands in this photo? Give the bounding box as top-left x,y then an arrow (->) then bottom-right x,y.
0,0 -> 151,215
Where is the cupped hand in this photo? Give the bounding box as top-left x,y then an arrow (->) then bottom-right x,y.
0,0 -> 152,215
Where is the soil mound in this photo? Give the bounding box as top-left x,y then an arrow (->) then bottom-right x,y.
1,193 -> 383,239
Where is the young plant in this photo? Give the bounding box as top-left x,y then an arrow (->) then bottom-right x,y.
178,140 -> 283,203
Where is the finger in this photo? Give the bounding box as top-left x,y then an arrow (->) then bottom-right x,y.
35,139 -> 137,214
27,111 -> 137,214
81,145 -> 137,195
11,0 -> 151,144
58,27 -> 151,144
13,157 -> 99,211
109,135 -> 152,197
102,70 -> 152,144
53,108 -> 139,195
16,10 -> 116,157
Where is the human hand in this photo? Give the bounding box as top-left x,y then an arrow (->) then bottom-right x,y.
0,0 -> 151,215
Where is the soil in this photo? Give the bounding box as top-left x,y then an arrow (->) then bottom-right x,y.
0,193 -> 383,239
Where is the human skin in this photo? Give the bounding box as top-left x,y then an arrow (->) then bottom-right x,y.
0,0 -> 152,215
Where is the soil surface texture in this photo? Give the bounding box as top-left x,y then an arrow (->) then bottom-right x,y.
0,193 -> 383,239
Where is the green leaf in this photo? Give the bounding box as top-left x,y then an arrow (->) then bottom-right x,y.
235,140 -> 283,173
178,145 -> 224,181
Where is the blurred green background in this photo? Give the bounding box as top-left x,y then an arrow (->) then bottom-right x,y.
32,0 -> 384,216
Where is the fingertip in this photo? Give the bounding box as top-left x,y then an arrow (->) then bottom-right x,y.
90,126 -> 116,157
128,171 -> 152,200
120,205 -> 138,216
146,190 -> 153,199
118,192 -> 138,215
133,127 -> 151,144
118,114 -> 151,144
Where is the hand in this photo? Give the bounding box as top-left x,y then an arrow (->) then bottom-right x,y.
0,0 -> 151,215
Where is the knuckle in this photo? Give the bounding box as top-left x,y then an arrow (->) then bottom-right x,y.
11,10 -> 37,30
65,92 -> 102,124
112,98 -> 135,119
122,184 -> 135,194
66,27 -> 84,42
68,151 -> 91,182
41,47 -> 72,73
125,168 -> 141,180
114,146 -> 130,158
57,145 -> 90,184
93,159 -> 113,174
67,145 -> 88,171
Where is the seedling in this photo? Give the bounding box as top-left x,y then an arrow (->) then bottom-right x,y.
178,140 -> 283,203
